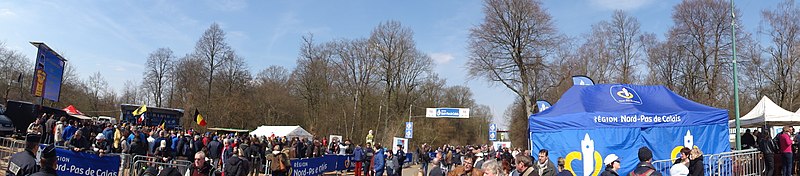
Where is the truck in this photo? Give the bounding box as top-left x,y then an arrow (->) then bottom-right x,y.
119,104 -> 184,129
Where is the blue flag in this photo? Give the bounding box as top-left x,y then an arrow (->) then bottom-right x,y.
536,100 -> 552,113
572,75 -> 594,86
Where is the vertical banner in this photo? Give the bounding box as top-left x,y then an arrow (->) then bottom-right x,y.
393,137 -> 409,153
571,75 -> 594,86
489,124 -> 497,141
404,122 -> 413,139
30,43 -> 66,102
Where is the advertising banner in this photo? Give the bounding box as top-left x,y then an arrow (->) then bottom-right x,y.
392,137 -> 408,153
51,147 -> 121,176
425,108 -> 470,118
290,155 -> 354,176
31,43 -> 66,102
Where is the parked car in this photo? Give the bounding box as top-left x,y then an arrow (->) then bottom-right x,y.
0,108 -> 14,136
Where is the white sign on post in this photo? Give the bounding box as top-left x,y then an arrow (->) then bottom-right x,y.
404,122 -> 413,139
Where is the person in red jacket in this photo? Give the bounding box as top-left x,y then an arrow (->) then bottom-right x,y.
780,126 -> 794,176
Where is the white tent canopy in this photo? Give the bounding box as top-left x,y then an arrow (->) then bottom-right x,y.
250,126 -> 313,139
729,96 -> 800,128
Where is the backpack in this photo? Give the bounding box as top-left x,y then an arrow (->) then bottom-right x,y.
271,154 -> 288,172
774,133 -> 784,152
629,169 -> 654,176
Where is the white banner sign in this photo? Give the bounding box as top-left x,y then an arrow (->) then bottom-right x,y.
425,108 -> 470,118
392,137 -> 409,153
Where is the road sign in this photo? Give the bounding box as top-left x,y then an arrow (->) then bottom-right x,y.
405,122 -> 413,138
489,123 -> 497,141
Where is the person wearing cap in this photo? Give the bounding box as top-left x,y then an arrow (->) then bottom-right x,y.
600,154 -> 620,176
93,133 -> 112,156
630,147 -> 662,176
30,145 -> 57,176
6,134 -> 41,176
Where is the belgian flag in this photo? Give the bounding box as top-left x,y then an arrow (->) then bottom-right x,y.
194,109 -> 207,127
159,119 -> 166,129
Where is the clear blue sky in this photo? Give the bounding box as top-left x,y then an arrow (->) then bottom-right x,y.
0,0 -> 783,128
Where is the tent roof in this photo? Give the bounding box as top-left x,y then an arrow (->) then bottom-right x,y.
207,128 -> 249,133
249,126 -> 313,138
530,84 -> 728,132
729,96 -> 800,128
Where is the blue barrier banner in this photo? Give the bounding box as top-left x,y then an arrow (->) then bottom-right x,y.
291,155 -> 353,176
51,147 -> 121,176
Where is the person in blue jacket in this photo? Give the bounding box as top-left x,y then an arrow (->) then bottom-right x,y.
373,144 -> 386,176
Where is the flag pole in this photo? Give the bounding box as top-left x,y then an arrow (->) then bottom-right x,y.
731,0 -> 742,151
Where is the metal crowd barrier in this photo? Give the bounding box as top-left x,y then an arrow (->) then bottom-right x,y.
132,159 -> 192,176
0,137 -> 25,174
714,149 -> 762,176
651,149 -> 761,176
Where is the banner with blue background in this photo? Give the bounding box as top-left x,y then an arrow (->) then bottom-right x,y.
51,147 -> 121,176
530,84 -> 730,176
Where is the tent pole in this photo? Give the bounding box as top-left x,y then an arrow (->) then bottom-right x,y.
731,0 -> 742,151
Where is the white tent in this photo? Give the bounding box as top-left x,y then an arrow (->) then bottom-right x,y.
729,96 -> 800,128
249,126 -> 313,139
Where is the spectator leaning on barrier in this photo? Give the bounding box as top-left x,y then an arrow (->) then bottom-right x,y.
6,134 -> 41,176
67,130 -> 90,152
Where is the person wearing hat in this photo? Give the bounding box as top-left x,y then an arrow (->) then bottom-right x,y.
30,145 -> 57,176
630,147 -> 662,176
93,133 -> 112,156
6,134 -> 41,176
600,154 -> 620,176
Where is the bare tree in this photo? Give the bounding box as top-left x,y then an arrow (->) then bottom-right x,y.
193,23 -> 233,105
369,21 -> 433,144
666,0 -> 747,107
293,34 -> 334,133
142,48 -> 174,107
86,72 -> 108,114
467,0 -> 562,116
758,0 -> 800,109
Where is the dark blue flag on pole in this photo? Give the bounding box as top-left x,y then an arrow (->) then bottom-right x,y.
572,75 -> 594,86
536,100 -> 552,113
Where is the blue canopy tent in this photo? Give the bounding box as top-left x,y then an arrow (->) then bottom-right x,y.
529,84 -> 730,176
